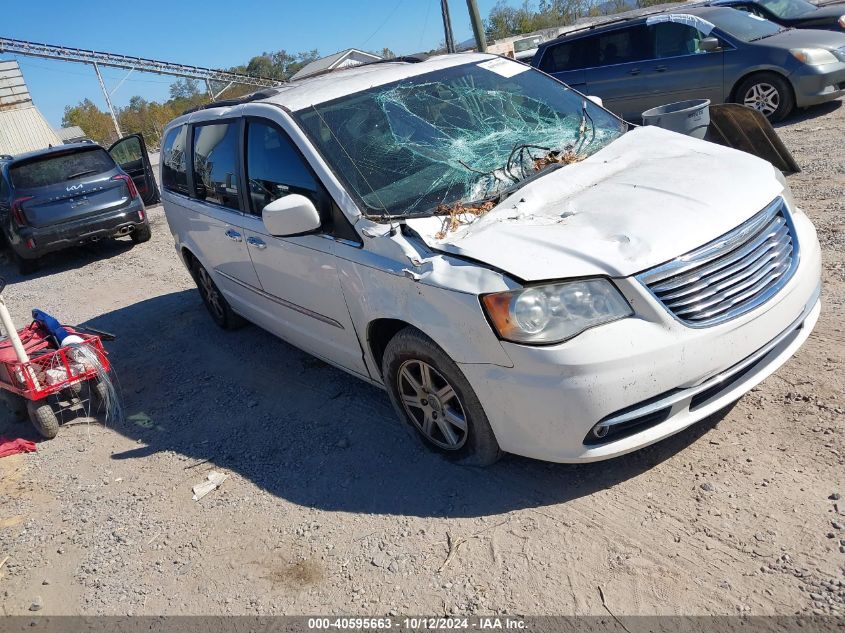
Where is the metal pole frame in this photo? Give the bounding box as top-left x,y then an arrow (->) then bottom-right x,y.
93,62 -> 122,139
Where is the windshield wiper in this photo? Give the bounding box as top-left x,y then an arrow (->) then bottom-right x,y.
66,169 -> 98,179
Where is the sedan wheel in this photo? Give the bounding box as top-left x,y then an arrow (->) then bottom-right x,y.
397,359 -> 468,450
743,82 -> 780,116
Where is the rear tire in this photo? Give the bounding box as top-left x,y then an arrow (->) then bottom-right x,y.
192,260 -> 245,330
131,224 -> 152,244
89,378 -> 109,414
15,253 -> 39,275
382,327 -> 502,467
27,400 -> 59,439
733,72 -> 794,123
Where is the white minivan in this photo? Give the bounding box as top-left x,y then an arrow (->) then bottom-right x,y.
160,53 -> 821,466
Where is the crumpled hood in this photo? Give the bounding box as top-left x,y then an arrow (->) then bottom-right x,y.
406,126 -> 783,281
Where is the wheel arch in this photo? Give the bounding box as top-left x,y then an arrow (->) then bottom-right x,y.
729,68 -> 795,104
366,318 -> 414,379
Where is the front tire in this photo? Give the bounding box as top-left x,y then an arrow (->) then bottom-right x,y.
27,400 -> 59,439
734,72 -> 794,123
192,261 -> 245,330
382,328 -> 501,466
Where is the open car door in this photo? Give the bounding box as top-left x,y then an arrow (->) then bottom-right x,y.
108,134 -> 160,205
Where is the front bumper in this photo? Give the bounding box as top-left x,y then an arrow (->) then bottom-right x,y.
13,199 -> 147,259
791,61 -> 845,107
459,210 -> 822,463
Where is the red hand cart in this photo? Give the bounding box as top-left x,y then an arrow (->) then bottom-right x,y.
0,323 -> 111,439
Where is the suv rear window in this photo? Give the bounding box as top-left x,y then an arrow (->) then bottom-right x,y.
9,148 -> 115,189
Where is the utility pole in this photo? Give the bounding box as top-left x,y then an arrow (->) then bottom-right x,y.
466,0 -> 487,52
93,62 -> 122,139
441,0 -> 456,53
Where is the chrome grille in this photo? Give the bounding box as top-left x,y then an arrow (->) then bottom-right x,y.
638,198 -> 798,327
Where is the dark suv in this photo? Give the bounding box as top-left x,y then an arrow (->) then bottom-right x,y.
531,6 -> 845,122
0,135 -> 159,273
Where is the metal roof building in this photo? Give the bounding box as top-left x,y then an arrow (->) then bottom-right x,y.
0,59 -> 63,155
54,125 -> 86,143
291,48 -> 381,80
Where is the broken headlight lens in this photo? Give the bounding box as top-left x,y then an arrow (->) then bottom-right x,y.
482,279 -> 633,344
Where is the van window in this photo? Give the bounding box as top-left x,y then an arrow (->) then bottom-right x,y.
244,121 -> 326,216
595,25 -> 651,66
192,123 -> 240,211
538,39 -> 593,73
650,22 -> 704,58
161,125 -> 188,195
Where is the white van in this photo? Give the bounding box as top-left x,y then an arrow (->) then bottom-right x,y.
160,54 -> 821,466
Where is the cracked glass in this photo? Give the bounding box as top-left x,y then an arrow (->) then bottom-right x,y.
296,60 -> 627,218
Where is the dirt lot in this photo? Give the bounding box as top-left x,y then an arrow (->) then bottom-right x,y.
0,102 -> 843,618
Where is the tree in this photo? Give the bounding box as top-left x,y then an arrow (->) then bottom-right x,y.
380,47 -> 396,59
62,99 -> 115,145
169,78 -> 201,100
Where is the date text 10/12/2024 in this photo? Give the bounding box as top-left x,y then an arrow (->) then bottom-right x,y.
307,617 -> 527,630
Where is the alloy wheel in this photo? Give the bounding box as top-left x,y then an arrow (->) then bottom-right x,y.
397,359 -> 468,450
197,267 -> 224,320
743,82 -> 780,116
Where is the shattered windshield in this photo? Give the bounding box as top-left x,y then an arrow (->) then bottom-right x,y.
295,59 -> 627,217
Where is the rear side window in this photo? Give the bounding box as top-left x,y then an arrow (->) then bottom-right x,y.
9,148 -> 115,189
245,120 -> 326,216
595,25 -> 651,66
161,125 -> 188,195
538,39 -> 593,73
192,123 -> 240,210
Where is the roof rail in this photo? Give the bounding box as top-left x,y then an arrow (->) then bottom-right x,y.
182,87 -> 284,115
547,3 -> 704,41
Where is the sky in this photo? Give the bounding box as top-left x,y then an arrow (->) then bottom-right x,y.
5,0 -> 502,128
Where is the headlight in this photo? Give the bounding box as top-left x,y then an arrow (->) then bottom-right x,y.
789,48 -> 838,65
481,279 -> 633,344
839,15 -> 845,29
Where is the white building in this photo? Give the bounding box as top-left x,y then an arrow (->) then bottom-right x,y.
0,60 -> 63,155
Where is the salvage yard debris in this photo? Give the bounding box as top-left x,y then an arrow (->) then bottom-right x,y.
434,201 -> 495,239
0,437 -> 36,458
191,471 -> 228,501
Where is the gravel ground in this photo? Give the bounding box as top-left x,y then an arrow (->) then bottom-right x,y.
0,102 -> 843,617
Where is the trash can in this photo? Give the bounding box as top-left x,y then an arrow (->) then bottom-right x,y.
641,99 -> 711,140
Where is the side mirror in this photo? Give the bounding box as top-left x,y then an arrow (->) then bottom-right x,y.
262,194 -> 321,236
700,37 -> 721,52
586,95 -> 603,107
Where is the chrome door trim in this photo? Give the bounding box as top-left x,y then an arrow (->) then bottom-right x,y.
214,269 -> 345,329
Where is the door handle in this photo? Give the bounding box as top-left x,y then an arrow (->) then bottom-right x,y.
247,236 -> 267,250
654,65 -> 668,72
629,68 -> 641,75
225,229 -> 242,242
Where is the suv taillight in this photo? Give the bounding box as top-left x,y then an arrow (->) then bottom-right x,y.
113,174 -> 138,199
11,196 -> 33,227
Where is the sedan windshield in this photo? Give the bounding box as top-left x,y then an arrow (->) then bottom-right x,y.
758,0 -> 816,19
708,10 -> 783,41
296,60 -> 626,217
